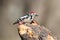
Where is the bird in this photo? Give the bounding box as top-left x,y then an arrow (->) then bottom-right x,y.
13,12 -> 38,25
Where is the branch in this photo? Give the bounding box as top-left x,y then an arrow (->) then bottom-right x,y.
17,21 -> 57,40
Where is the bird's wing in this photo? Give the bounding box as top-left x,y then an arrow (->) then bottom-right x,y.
20,15 -> 29,20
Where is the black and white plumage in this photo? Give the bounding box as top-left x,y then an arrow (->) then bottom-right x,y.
13,12 -> 38,25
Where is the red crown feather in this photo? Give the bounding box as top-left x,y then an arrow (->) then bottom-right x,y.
29,12 -> 35,14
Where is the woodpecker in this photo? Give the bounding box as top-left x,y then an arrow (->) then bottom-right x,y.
13,12 -> 38,25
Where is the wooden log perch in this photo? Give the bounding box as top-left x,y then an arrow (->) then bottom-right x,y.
17,21 -> 57,40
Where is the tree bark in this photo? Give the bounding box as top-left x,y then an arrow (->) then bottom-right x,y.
18,22 -> 57,40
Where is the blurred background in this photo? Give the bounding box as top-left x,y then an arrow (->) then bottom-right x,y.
0,0 -> 60,40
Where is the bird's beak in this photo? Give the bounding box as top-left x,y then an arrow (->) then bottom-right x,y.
35,14 -> 38,16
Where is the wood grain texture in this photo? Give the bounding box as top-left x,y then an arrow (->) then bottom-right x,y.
17,21 -> 57,40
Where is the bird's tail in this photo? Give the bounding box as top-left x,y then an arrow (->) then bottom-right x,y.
13,21 -> 19,25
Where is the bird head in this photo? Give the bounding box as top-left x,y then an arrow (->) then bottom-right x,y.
29,12 -> 38,16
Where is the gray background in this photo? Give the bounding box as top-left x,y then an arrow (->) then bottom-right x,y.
0,0 -> 60,40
